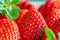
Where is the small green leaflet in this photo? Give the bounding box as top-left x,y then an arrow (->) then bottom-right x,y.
5,0 -> 20,4
11,0 -> 20,4
45,28 -> 56,40
5,5 -> 20,19
0,0 -> 5,4
0,0 -> 5,13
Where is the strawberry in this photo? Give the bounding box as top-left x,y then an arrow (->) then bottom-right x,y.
15,8 -> 48,40
38,5 -> 46,18
46,18 -> 60,38
0,0 -> 21,40
0,14 -> 6,19
17,1 -> 28,9
42,0 -> 60,38
42,34 -> 47,40
0,19 -> 20,40
17,1 -> 35,10
38,0 -> 60,19
15,9 -> 29,26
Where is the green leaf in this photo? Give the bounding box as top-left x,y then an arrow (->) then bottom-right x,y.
0,0 -> 21,20
4,0 -> 11,4
0,10 -> 3,13
0,0 -> 5,4
0,8 -> 4,13
45,28 -> 56,39
11,0 -> 20,4
0,10 -> 5,13
0,0 -> 5,13
0,6 -> 5,13
5,5 -> 20,19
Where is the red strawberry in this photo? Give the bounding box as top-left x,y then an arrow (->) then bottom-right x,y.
38,0 -> 60,19
46,18 -> 60,38
43,0 -> 60,38
15,9 -> 48,40
38,5 -> 46,18
0,14 -> 6,19
0,19 -> 20,40
17,1 -> 35,10
15,9 -> 29,26
17,1 -> 28,9
42,34 -> 47,40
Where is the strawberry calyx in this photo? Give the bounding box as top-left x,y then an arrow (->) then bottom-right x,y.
45,28 -> 56,40
0,0 -> 21,19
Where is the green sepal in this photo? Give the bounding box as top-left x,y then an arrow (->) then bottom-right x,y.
11,0 -> 20,4
0,0 -> 5,13
4,0 -> 11,4
5,5 -> 20,19
45,28 -> 56,40
0,0 -> 5,4
0,10 -> 5,14
0,0 -> 21,20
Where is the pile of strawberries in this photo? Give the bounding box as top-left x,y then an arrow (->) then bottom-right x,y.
0,0 -> 60,40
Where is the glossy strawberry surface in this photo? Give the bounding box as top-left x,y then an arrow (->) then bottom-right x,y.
17,1 -> 35,10
15,8 -> 48,40
39,0 -> 60,38
38,5 -> 45,18
0,19 -> 20,40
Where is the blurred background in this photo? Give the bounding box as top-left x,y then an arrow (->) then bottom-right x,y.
29,0 -> 46,9
29,0 -> 45,1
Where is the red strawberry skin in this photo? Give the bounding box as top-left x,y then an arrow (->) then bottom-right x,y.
0,14 -> 6,19
17,1 -> 28,9
15,9 -> 48,40
15,9 -> 29,26
38,5 -> 46,18
17,1 -> 35,10
41,0 -> 60,38
42,34 -> 47,40
39,0 -> 60,19
0,19 -> 20,40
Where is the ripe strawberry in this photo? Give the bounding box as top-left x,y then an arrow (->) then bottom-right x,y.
0,19 -> 20,40
42,34 -> 47,40
15,9 -> 29,26
38,0 -> 60,19
38,5 -> 46,18
15,9 -> 48,40
17,1 -> 35,10
0,14 -> 6,19
46,18 -> 60,38
43,0 -> 60,38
